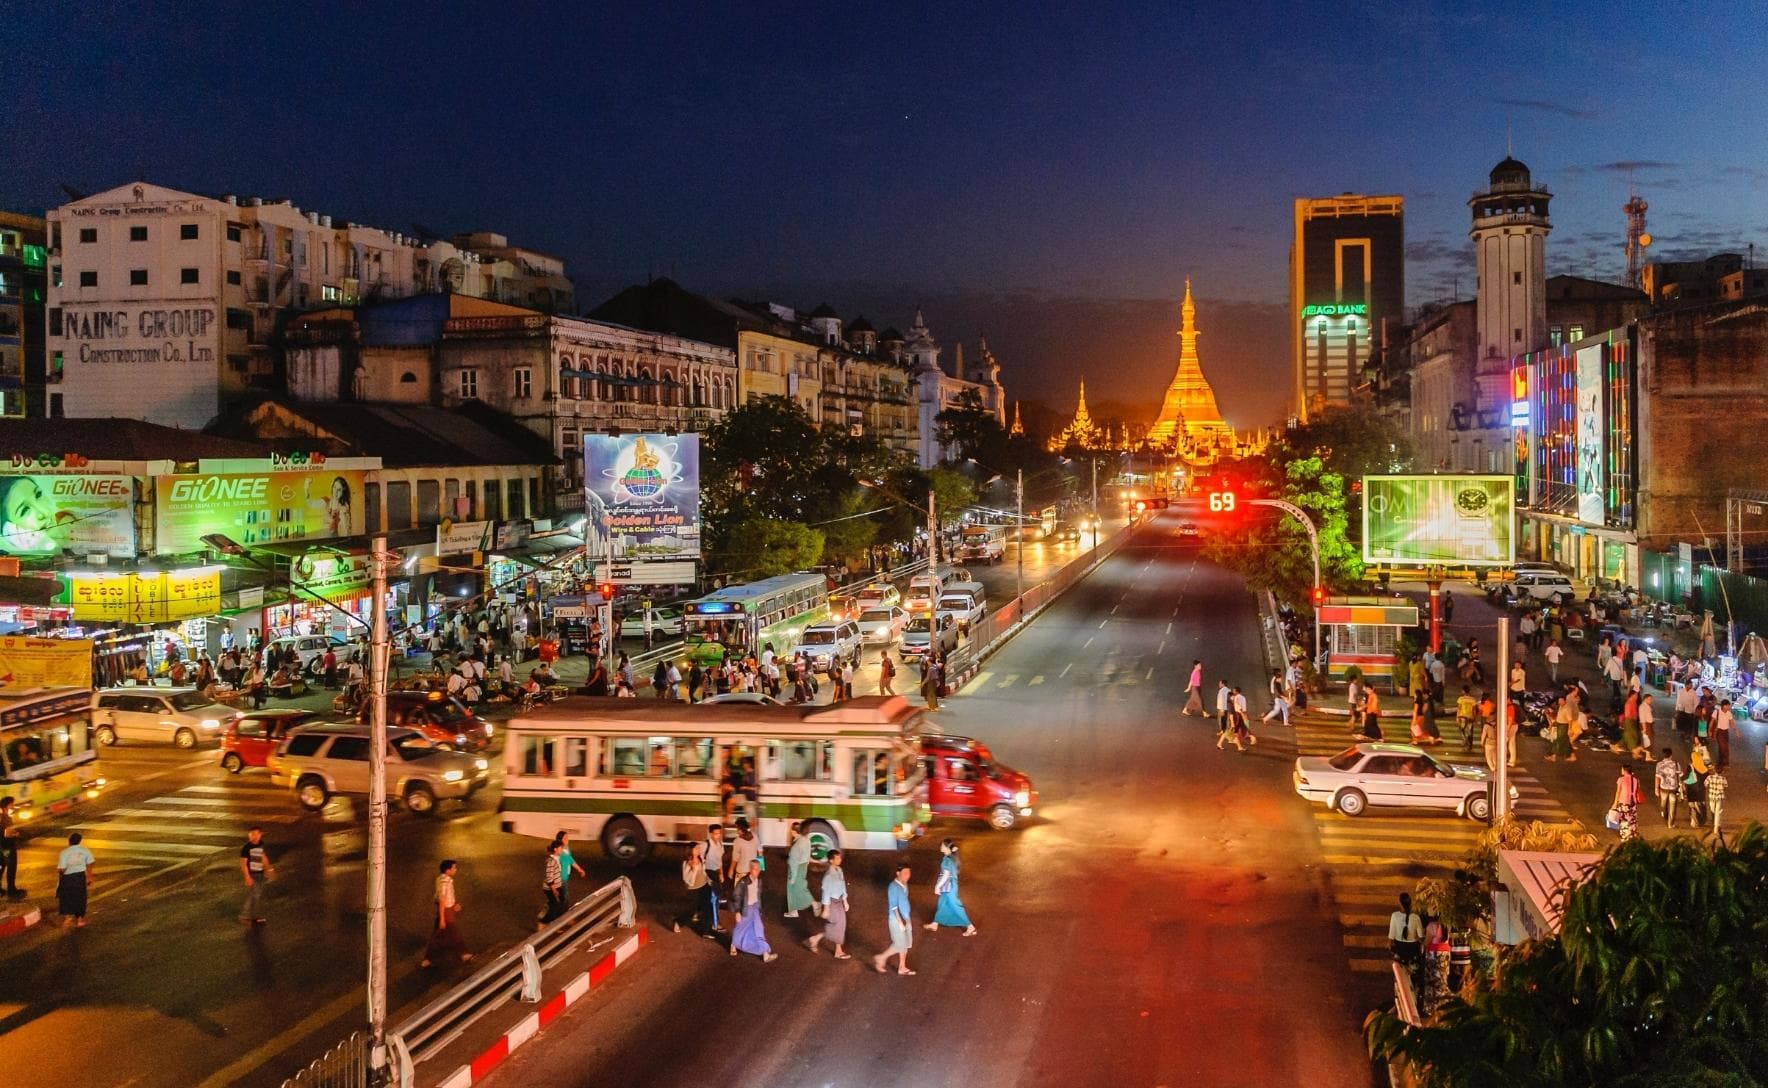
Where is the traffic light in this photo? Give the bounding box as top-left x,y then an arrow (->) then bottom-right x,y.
597,582 -> 616,601
1310,585 -> 1326,607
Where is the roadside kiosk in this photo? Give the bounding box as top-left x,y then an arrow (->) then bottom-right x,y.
1320,597 -> 1419,691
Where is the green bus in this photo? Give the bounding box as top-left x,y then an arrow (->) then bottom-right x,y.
680,571 -> 829,665
499,695 -> 929,862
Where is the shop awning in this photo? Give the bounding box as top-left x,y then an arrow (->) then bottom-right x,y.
1493,849 -> 1601,944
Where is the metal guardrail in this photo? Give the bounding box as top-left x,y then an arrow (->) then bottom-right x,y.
278,1030 -> 373,1088
382,877 -> 636,1086
1385,960 -> 1424,1088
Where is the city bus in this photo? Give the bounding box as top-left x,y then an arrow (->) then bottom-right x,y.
680,571 -> 830,665
0,686 -> 106,822
959,524 -> 1007,564
498,695 -> 929,863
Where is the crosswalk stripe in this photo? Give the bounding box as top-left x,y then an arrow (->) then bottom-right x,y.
1342,935 -> 1391,949
109,807 -> 301,823
1029,675 -> 1045,686
177,783 -> 289,795
71,837 -> 220,857
998,675 -> 1019,689
82,821 -> 252,838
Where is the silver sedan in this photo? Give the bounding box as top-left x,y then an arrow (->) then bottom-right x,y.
1293,742 -> 1511,821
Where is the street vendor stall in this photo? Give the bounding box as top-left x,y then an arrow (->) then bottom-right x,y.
1320,597 -> 1419,690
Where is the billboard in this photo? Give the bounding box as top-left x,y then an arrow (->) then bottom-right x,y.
155,470 -> 367,554
0,474 -> 135,558
0,636 -> 94,688
584,434 -> 700,562
58,568 -> 223,623
1363,475 -> 1515,567
1575,343 -> 1605,525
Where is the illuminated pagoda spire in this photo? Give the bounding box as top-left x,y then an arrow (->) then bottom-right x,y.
1148,278 -> 1229,447
1009,400 -> 1024,436
1048,380 -> 1103,452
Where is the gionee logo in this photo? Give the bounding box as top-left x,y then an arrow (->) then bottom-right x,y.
168,476 -> 269,503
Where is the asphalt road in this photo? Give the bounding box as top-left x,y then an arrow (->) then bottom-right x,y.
479,511 -> 1377,1088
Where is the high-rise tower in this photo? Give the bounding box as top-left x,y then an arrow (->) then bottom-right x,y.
1470,157 -> 1552,361
1290,194 -> 1405,422
1148,279 -> 1229,447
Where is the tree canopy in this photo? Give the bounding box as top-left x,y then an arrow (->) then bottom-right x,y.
1367,825 -> 1768,1088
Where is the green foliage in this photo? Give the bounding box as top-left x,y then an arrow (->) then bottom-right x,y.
1279,404 -> 1414,482
817,489 -> 882,572
927,467 -> 976,532
1203,452 -> 1364,606
722,518 -> 825,579
1367,824 -> 1768,1088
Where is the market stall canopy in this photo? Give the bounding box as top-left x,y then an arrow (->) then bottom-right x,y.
1493,849 -> 1601,945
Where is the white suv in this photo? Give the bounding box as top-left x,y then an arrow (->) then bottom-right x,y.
92,687 -> 235,749
791,621 -> 862,670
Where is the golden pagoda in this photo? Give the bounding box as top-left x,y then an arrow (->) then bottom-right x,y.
1048,380 -> 1104,451
1008,401 -> 1024,437
1148,279 -> 1231,450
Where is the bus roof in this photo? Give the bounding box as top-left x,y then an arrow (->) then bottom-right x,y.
508,694 -> 923,738
688,571 -> 825,606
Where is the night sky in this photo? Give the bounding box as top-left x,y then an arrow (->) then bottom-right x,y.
9,2 -> 1766,427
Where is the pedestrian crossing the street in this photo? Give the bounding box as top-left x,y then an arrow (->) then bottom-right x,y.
11,774 -> 323,896
1264,709 -> 1579,977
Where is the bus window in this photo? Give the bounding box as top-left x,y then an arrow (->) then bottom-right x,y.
851,748 -> 890,796
518,736 -> 554,776
675,738 -> 714,777
775,740 -> 832,781
647,738 -> 673,777
604,737 -> 647,777
560,737 -> 589,777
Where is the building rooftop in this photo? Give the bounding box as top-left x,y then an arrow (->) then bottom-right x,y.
212,400 -> 558,468
0,418 -> 269,462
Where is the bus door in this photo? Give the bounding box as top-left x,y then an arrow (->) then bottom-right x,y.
719,742 -> 761,825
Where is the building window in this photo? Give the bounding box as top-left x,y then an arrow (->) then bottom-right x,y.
1513,271 -> 1522,285
49,351 -> 63,382
507,479 -> 524,518
49,393 -> 63,418
130,269 -> 148,286
385,481 -> 412,530
130,226 -> 148,242
226,308 -> 250,329
227,270 -> 241,286
78,228 -> 97,244
458,369 -> 478,399
181,223 -> 199,241
79,270 -> 97,287
1512,327 -> 1521,343
1570,325 -> 1584,342
416,480 -> 441,526
513,368 -> 532,399
227,224 -> 241,243
180,267 -> 199,284
400,372 -> 417,384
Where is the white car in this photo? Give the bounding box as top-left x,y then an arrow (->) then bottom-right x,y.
1292,742 -> 1512,821
1512,570 -> 1576,603
619,606 -> 684,638
92,687 -> 235,749
855,583 -> 902,610
857,606 -> 908,645
790,621 -> 862,670
937,592 -> 984,634
268,633 -> 348,668
701,692 -> 783,706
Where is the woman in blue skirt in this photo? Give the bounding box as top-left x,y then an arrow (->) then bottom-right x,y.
728,859 -> 778,962
924,838 -> 977,936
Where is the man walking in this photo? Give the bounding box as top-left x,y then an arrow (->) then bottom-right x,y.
872,861 -> 916,976
1653,747 -> 1681,827
702,823 -> 726,909
1544,639 -> 1563,682
1214,679 -> 1232,743
0,797 -> 21,899
238,826 -> 273,925
879,652 -> 896,696
1707,765 -> 1729,841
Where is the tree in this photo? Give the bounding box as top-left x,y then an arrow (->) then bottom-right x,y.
927,467 -> 976,538
1278,403 -> 1414,483
1203,453 -> 1363,604
1366,826 -> 1768,1088
817,488 -> 882,573
935,391 -> 1007,465
720,518 -> 825,579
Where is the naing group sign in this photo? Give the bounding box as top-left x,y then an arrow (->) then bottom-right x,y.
583,434 -> 700,561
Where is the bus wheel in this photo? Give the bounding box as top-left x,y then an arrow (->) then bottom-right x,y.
802,819 -> 839,867
601,816 -> 650,866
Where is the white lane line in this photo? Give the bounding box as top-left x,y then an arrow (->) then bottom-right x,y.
1157,639 -> 1167,655
1145,668 -> 1154,680
1083,636 -> 1095,649
1098,619 -> 1108,629
1110,605 -> 1119,614
1165,622 -> 1173,635
1029,675 -> 1045,686
998,675 -> 1020,689
1060,663 -> 1073,677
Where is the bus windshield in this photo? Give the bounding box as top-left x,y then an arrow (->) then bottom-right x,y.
2,709 -> 92,778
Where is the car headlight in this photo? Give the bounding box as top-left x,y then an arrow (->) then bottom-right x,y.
443,769 -> 465,782
1014,789 -> 1030,807
483,724 -> 495,737
200,719 -> 221,731
453,734 -> 467,746
474,758 -> 489,770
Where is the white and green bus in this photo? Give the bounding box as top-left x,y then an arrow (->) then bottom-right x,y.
680,570 -> 829,665
498,695 -> 929,863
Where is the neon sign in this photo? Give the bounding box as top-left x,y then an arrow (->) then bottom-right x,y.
1301,303 -> 1367,318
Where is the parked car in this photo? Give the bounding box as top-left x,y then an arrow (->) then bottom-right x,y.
1292,742 -> 1513,821
901,613 -> 960,659
268,633 -> 349,668
1512,570 -> 1576,602
790,621 -> 863,670
922,734 -> 1037,830
702,692 -> 783,706
268,723 -> 490,814
91,687 -> 237,749
220,710 -> 319,773
361,690 -> 493,751
857,606 -> 909,645
619,606 -> 684,639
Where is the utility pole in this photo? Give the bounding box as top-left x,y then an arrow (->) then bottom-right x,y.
1090,458 -> 1099,551
367,534 -> 390,1071
1015,468 -> 1025,612
1495,615 -> 1511,821
928,488 -> 938,567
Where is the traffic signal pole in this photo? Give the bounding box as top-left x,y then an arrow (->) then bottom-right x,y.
1248,498 -> 1322,666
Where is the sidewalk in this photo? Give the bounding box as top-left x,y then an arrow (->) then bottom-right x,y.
1386,580 -> 1768,841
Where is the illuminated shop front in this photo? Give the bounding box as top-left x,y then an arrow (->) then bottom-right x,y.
1517,328 -> 1639,585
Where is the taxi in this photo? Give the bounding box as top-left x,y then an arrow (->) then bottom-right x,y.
220,710 -> 320,774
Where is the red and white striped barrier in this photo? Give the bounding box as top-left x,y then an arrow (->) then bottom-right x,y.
0,905 -> 42,939
432,926 -> 648,1088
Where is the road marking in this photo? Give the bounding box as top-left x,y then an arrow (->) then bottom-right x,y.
1157,639 -> 1166,655
71,821 -> 247,838
1060,663 -> 1073,678
1098,619 -> 1108,629
1110,605 -> 1119,614
193,981 -> 377,1088
998,674 -> 1019,689
1029,675 -> 1045,686
71,836 -> 219,857
1165,622 -> 1173,635
1145,668 -> 1155,680
1083,636 -> 1095,649
109,807 -> 300,823
970,671 -> 994,689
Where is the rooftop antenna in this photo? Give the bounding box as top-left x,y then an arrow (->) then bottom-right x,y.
1505,117 -> 1513,158
1623,191 -> 1651,289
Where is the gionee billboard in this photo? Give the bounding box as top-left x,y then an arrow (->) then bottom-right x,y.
1362,474 -> 1516,567
154,470 -> 366,554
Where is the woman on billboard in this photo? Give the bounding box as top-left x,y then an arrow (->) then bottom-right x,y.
303,475 -> 355,538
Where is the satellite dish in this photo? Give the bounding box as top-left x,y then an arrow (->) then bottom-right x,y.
1639,233 -> 1653,247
